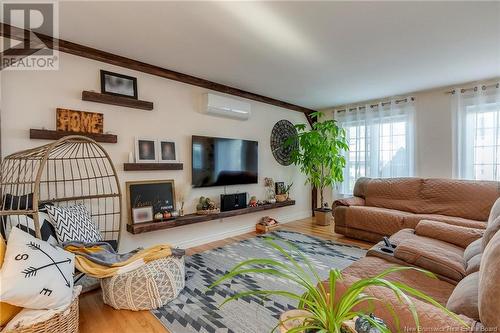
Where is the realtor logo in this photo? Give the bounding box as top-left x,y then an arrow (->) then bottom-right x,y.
1,1 -> 59,70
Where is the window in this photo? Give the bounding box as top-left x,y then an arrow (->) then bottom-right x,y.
335,99 -> 415,194
454,85 -> 500,181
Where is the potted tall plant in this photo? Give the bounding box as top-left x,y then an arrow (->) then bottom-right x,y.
287,111 -> 349,225
209,238 -> 467,333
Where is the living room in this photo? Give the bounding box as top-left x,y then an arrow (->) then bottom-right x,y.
0,1 -> 498,333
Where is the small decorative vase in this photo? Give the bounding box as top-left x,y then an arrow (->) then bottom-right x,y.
275,194 -> 287,202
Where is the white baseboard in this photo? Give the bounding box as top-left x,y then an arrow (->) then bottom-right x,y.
174,210 -> 312,249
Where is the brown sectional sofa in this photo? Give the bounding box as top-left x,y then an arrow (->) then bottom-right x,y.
325,196 -> 500,331
333,177 -> 499,242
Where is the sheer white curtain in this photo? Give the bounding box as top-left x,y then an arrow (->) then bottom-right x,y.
453,84 -> 500,180
334,98 -> 415,194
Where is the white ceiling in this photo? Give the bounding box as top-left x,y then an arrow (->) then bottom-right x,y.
37,1 -> 500,108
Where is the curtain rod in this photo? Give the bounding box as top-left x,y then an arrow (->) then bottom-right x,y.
446,83 -> 499,95
335,97 -> 414,113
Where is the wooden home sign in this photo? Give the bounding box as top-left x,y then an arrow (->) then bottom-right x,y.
56,108 -> 103,134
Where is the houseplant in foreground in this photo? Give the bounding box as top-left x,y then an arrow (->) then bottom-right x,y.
287,111 -> 349,225
208,238 -> 467,333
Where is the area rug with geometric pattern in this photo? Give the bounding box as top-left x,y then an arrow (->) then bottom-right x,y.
151,230 -> 366,333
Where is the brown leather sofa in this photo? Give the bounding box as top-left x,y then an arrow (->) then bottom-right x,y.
333,177 -> 499,242
325,197 -> 500,331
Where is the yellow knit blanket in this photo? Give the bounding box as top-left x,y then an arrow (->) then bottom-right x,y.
65,244 -> 172,278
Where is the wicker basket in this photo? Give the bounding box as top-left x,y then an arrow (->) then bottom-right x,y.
5,296 -> 79,333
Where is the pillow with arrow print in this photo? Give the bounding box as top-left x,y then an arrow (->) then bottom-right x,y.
0,227 -> 74,310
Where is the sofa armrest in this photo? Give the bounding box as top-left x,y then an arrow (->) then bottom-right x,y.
332,196 -> 365,211
415,220 -> 484,249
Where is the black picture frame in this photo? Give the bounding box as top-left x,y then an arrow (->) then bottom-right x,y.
100,70 -> 138,99
126,179 -> 176,224
275,182 -> 285,195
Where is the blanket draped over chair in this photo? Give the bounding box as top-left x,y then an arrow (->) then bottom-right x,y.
63,241 -> 174,278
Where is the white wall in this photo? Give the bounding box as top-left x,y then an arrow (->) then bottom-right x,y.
0,52 -> 311,251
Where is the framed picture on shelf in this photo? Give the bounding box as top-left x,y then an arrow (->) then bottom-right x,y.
131,206 -> 153,224
100,70 -> 138,99
275,182 -> 285,195
135,137 -> 157,163
126,179 -> 176,224
158,139 -> 178,162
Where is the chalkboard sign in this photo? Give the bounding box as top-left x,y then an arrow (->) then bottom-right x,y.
126,179 -> 176,224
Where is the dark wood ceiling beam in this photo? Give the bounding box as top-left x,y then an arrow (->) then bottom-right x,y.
0,23 -> 315,114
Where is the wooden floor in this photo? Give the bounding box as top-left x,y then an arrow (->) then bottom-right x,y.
79,217 -> 372,333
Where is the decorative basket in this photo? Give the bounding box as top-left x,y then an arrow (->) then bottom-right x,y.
5,296 -> 79,333
196,208 -> 220,215
256,223 -> 279,234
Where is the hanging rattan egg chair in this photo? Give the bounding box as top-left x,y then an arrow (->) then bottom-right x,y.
0,135 -> 122,246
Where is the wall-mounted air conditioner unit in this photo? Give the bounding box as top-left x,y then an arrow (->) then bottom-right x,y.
203,93 -> 251,120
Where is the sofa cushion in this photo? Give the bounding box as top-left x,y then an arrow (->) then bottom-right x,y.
464,239 -> 483,262
420,178 -> 498,221
487,197 -> 500,222
478,229 -> 500,329
341,256 -> 455,305
394,237 -> 466,282
338,205 -> 412,236
365,177 -> 424,213
466,254 -> 481,276
482,215 -> 500,250
403,213 -> 486,230
414,220 -> 483,248
446,271 -> 479,320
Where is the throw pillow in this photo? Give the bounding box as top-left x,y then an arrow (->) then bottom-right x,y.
446,271 -> 479,320
0,237 -> 22,326
482,215 -> 500,250
46,204 -> 102,243
1,193 -> 33,239
4,213 -> 58,246
2,193 -> 33,211
463,238 -> 482,262
466,253 -> 482,275
0,227 -> 74,309
488,197 -> 500,223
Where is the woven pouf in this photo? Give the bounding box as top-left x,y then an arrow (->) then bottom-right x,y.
101,256 -> 185,311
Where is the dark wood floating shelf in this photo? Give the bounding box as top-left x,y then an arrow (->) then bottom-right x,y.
30,129 -> 118,143
127,200 -> 296,234
82,91 -> 154,110
123,163 -> 183,171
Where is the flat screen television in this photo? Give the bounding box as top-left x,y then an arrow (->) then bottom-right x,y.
192,135 -> 258,187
